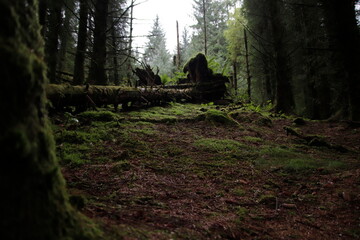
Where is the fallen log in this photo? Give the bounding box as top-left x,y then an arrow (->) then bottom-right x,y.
46,84 -> 196,112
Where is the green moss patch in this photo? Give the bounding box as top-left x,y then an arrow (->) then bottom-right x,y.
194,138 -> 246,153
256,146 -> 345,172
78,110 -> 119,122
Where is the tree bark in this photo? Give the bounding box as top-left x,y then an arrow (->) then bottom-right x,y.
57,0 -> 75,76
127,0 -> 135,87
89,0 -> 109,85
73,0 -> 89,85
46,84 -> 195,111
38,0 -> 47,37
202,0 -> 208,55
110,11 -> 120,85
0,0 -> 100,238
244,29 -> 251,101
268,1 -> 294,113
45,0 -> 63,83
322,0 -> 360,121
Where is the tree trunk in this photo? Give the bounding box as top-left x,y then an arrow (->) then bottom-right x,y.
202,0 -> 208,55
38,0 -> 47,37
89,0 -> 109,85
176,21 -> 181,70
232,61 -> 238,95
322,0 -> 360,121
110,12 -> 120,85
57,0 -> 75,76
269,1 -> 294,113
0,1 -> 100,238
73,0 -> 89,85
45,0 -> 63,83
244,29 -> 251,101
127,0 -> 135,87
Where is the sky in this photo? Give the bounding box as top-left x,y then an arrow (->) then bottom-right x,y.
132,0 -> 195,54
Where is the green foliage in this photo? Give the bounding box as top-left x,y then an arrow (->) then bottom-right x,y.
243,101 -> 273,113
143,15 -> 172,76
173,71 -> 188,81
161,74 -> 177,85
224,7 -> 246,63
190,0 -> 232,63
208,56 -> 230,75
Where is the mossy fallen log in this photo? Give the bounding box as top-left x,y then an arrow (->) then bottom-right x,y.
46,84 -> 196,111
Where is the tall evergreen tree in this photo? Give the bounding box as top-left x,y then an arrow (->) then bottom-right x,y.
191,0 -> 234,63
57,0 -> 76,76
143,15 -> 172,76
180,27 -> 192,66
45,0 -> 63,83
89,0 -> 109,85
268,0 -> 294,113
321,0 -> 360,120
224,7 -> 246,95
73,0 -> 89,85
108,0 -> 130,85
243,0 -> 295,112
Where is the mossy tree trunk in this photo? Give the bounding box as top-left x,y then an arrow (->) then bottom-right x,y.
0,1 -> 100,239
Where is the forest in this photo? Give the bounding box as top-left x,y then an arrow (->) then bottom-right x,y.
1,0 -> 360,239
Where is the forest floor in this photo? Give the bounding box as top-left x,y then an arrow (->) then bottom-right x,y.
51,103 -> 360,240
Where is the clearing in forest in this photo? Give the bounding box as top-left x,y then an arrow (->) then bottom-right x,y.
52,103 -> 360,239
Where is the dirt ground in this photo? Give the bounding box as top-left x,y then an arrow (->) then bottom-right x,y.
54,104 -> 360,239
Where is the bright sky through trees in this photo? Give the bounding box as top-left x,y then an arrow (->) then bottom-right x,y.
132,0 -> 195,53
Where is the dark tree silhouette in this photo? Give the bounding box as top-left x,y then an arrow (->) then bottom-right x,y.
0,1 -> 101,238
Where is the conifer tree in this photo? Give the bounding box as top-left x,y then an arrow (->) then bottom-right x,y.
143,15 -> 172,76
89,0 -> 109,85
73,0 -> 89,85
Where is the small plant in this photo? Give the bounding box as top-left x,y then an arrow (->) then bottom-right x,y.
235,206 -> 248,221
233,188 -> 246,197
161,74 -> 177,85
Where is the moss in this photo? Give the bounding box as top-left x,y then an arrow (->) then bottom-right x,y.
258,194 -> 277,205
0,2 -> 103,239
61,152 -> 88,166
112,161 -> 131,174
78,110 -> 118,122
255,116 -> 273,127
194,138 -> 246,153
198,109 -> 238,126
233,188 -> 246,197
256,146 -> 346,172
69,195 -> 87,210
243,136 -> 263,143
236,207 -> 248,221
